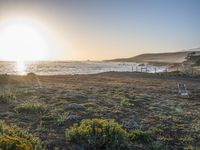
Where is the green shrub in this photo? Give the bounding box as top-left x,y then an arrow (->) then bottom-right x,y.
56,112 -> 68,126
0,121 -> 45,150
15,102 -> 47,114
128,130 -> 153,144
65,118 -> 129,150
120,98 -> 134,108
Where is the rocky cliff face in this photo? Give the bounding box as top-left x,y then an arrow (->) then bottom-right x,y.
184,52 -> 200,66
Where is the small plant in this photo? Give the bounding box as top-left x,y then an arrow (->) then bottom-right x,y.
56,112 -> 68,126
120,98 -> 134,108
65,118 -> 129,149
15,102 -> 47,114
128,130 -> 153,144
36,121 -> 48,132
0,120 -> 45,150
196,112 -> 200,120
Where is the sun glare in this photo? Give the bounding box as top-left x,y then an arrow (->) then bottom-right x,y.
16,61 -> 26,75
0,20 -> 50,61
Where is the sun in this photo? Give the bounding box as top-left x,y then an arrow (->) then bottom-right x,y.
0,21 -> 50,61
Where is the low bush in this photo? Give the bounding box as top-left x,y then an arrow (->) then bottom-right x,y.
15,102 -> 47,114
120,98 -> 134,108
66,118 -> 129,150
66,118 -> 158,150
0,120 -> 45,150
128,129 -> 153,144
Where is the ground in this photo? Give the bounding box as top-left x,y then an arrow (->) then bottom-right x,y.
0,72 -> 200,149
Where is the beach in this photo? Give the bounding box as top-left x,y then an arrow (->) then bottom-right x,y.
0,72 -> 200,149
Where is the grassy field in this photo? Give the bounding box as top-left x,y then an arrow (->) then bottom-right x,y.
0,72 -> 200,149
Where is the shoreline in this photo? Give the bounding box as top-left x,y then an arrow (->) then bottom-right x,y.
1,71 -> 200,149
1,71 -> 200,82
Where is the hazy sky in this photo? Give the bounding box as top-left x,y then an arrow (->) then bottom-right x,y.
0,0 -> 199,60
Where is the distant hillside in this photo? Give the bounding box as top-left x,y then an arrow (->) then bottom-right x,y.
106,48 -> 200,64
184,51 -> 200,66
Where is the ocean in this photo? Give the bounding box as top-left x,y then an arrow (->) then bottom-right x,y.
0,61 -> 166,75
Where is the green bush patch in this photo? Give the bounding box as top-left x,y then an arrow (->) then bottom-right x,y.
65,118 -> 157,150
66,118 -> 129,149
0,120 -> 45,150
128,130 -> 153,144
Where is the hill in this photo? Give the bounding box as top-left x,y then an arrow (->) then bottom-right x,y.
106,48 -> 200,64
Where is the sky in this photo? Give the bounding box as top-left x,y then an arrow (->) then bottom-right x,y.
0,0 -> 199,61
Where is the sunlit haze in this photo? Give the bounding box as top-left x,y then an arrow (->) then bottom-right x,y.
0,0 -> 199,61
0,21 -> 49,61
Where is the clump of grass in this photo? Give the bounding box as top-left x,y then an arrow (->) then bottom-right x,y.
128,130 -> 153,144
0,90 -> 16,104
65,118 -> 156,149
15,102 -> 47,114
56,112 -> 68,126
196,112 -> 200,120
36,121 -> 48,132
0,120 -> 45,150
14,88 -> 37,97
120,98 -> 134,108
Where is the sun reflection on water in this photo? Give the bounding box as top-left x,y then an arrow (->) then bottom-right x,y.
15,61 -> 26,75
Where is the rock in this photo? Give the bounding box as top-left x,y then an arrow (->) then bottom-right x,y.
67,114 -> 80,121
151,141 -> 163,149
74,94 -> 88,100
27,72 -> 37,76
123,119 -> 139,130
0,112 -> 9,119
65,103 -> 85,110
83,102 -> 97,108
71,145 -> 85,150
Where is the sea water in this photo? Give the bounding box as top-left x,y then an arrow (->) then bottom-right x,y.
0,61 -> 166,75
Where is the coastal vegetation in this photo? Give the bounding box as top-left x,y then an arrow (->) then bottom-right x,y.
0,73 -> 200,149
0,121 -> 45,150
66,118 -> 157,150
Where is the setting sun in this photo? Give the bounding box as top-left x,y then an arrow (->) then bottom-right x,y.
0,20 -> 50,61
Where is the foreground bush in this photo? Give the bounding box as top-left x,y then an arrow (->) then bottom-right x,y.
65,118 -> 159,150
66,119 -> 129,150
0,121 -> 45,150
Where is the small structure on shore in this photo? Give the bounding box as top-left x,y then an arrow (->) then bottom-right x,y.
177,83 -> 189,97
